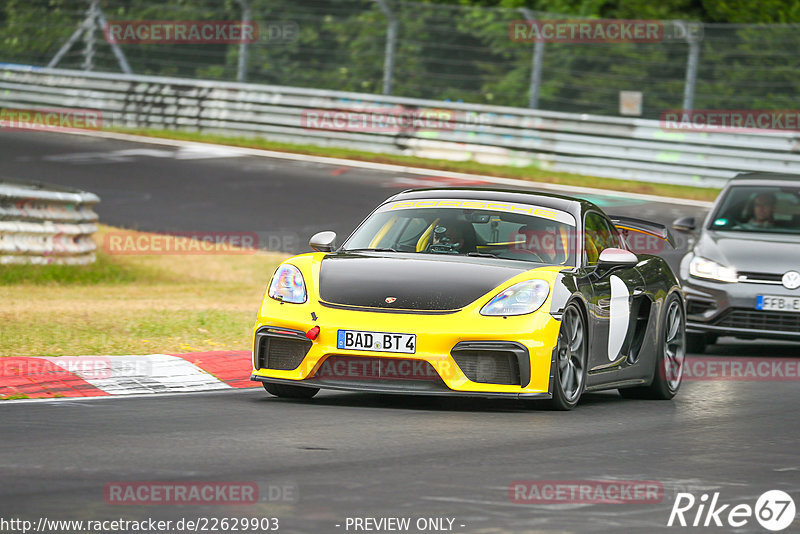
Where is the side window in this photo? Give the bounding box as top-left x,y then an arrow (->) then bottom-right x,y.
584,212 -> 620,265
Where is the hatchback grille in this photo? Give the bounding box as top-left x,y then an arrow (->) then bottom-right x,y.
738,272 -> 784,284
256,335 -> 311,370
452,350 -> 520,385
713,309 -> 800,333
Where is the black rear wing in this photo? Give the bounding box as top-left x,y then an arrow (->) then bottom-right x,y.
609,215 -> 676,249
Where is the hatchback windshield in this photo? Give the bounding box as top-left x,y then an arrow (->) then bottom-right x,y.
709,185 -> 800,234
343,199 -> 577,265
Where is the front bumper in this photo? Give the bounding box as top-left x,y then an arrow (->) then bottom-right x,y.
682,276 -> 800,340
251,297 -> 561,397
250,375 -> 552,399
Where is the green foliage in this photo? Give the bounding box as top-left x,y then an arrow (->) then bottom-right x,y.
0,253 -> 155,285
0,0 -> 798,116
702,0 -> 800,23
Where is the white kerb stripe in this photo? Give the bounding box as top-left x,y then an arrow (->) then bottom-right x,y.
43,354 -> 231,395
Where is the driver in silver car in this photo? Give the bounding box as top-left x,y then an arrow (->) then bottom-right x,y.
737,192 -> 778,230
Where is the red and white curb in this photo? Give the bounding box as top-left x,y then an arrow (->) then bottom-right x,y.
0,351 -> 256,400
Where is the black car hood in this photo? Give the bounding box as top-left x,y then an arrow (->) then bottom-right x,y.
318,253 -> 529,310
696,231 -> 800,273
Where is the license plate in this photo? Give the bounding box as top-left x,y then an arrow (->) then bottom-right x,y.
756,295 -> 800,312
336,330 -> 416,354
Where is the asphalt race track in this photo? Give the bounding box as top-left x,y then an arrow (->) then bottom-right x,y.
1,131 -> 798,533
0,131 -> 701,260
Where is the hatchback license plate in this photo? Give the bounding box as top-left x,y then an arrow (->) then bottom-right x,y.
337,330 -> 416,354
756,295 -> 800,312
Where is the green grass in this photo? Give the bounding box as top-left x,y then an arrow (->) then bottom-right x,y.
110,127 -> 721,202
0,253 -> 156,285
0,394 -> 31,401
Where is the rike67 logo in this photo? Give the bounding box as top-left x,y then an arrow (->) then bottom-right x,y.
668,490 -> 796,531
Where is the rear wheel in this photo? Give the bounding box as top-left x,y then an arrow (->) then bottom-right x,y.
547,302 -> 587,411
263,382 -> 319,399
619,294 -> 685,400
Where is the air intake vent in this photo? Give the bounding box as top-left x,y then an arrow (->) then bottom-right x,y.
451,345 -> 523,386
256,332 -> 312,371
686,299 -> 715,315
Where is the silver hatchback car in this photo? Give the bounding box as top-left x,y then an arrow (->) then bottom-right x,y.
673,173 -> 800,353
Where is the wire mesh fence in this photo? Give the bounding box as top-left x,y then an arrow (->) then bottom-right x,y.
1,0 -> 798,119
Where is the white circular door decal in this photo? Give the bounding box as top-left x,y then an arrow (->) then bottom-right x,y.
608,275 -> 631,361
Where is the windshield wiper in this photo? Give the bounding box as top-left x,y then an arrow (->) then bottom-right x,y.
467,252 -> 498,258
346,247 -> 399,253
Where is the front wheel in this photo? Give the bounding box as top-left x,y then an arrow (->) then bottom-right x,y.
263,382 -> 319,399
619,294 -> 685,400
547,302 -> 588,411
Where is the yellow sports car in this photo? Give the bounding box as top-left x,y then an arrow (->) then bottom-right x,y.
251,188 -> 685,409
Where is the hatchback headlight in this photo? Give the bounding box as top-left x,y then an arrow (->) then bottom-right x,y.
268,264 -> 307,303
480,280 -> 550,316
689,256 -> 738,283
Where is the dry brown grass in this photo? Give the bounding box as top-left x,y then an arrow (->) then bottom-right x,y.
0,225 -> 288,357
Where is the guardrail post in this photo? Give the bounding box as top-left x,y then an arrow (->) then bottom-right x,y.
82,0 -> 99,71
236,0 -> 251,83
682,21 -> 701,111
48,0 -> 132,74
520,9 -> 545,109
375,0 -> 398,95
95,10 -> 133,74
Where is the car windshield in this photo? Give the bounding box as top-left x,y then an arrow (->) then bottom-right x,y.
342,199 -> 577,265
709,185 -> 800,234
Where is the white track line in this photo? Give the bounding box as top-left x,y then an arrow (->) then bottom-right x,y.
0,388 -> 251,406
57,129 -> 714,209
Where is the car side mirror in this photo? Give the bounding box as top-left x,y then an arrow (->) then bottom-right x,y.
598,248 -> 638,268
309,231 -> 337,252
672,216 -> 696,233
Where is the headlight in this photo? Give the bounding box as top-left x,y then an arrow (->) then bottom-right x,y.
480,280 -> 550,316
689,256 -> 738,283
268,264 -> 307,303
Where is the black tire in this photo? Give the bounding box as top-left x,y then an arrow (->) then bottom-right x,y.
262,382 -> 319,399
685,333 -> 707,354
547,302 -> 588,411
619,294 -> 685,400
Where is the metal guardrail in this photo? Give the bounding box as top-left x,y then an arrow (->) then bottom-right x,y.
2,65 -> 799,188
0,179 -> 99,265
